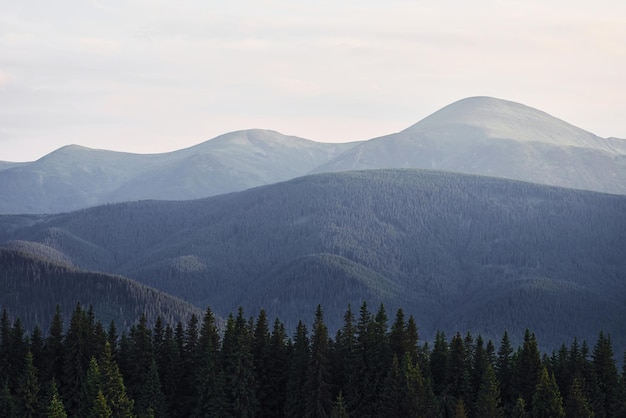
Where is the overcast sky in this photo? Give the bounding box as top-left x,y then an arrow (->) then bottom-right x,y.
1,0 -> 625,162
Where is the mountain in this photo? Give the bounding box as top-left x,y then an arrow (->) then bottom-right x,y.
0,130 -> 355,214
0,247 -> 203,332
313,97 -> 626,194
2,169 -> 625,350
2,97 -> 626,215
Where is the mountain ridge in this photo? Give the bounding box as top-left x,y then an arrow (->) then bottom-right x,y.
2,97 -> 625,214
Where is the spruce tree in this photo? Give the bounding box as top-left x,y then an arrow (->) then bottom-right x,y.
16,351 -> 41,418
196,307 -> 222,417
475,365 -> 503,418
496,330 -> 514,411
515,330 -> 541,407
98,342 -> 134,418
564,377 -> 592,418
305,305 -> 332,418
284,321 -> 309,418
511,397 -> 528,418
0,378 -> 16,418
47,380 -> 67,418
90,390 -> 112,418
531,366 -> 564,418
221,308 -> 258,418
330,392 -> 349,418
592,332 -> 619,417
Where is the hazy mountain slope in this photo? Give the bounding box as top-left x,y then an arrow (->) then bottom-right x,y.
0,248 -> 203,332
2,169 -> 625,349
0,130 -> 355,214
313,97 -> 626,194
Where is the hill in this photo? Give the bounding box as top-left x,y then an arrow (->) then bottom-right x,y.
1,169 -> 625,349
313,97 -> 626,194
2,97 -> 626,215
0,130 -> 355,214
0,247 -> 203,331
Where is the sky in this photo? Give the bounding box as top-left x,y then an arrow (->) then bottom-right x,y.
1,0 -> 625,162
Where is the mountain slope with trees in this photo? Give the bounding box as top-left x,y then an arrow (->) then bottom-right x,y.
1,169 -> 625,350
0,248 -> 202,331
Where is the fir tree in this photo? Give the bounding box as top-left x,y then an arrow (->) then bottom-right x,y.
47,380 -> 67,418
16,351 -> 41,418
564,377 -> 593,418
0,378 -> 16,418
330,392 -> 349,418
90,390 -> 112,418
531,366 -> 564,418
305,305 -> 332,418
475,365 -> 503,418
285,321 -> 309,418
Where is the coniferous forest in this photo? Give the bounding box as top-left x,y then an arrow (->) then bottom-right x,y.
1,303 -> 625,418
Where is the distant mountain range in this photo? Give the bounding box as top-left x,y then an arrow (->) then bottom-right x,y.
1,97 -> 625,214
2,169 -> 625,350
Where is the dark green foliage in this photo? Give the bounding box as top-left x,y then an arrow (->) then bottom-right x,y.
47,380 -> 67,418
564,378 -> 592,418
305,305 -> 332,418
284,321 -> 309,418
0,378 -> 16,418
16,351 -> 41,418
330,392 -> 349,418
531,367 -> 564,418
475,365 -> 503,418
0,302 -> 624,418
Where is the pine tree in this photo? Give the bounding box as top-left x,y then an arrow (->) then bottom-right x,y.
330,392 -> 349,418
196,307 -> 222,417
564,377 -> 592,418
515,330 -> 542,407
592,332 -> 619,417
285,321 -> 309,418
47,380 -> 67,418
511,397 -> 528,418
496,331 -> 514,411
305,305 -> 332,418
454,399 -> 468,418
531,366 -> 564,418
98,342 -> 135,418
475,365 -> 503,418
253,309 -> 272,417
0,378 -> 16,418
16,351 -> 41,418
221,308 -> 258,418
90,390 -> 112,418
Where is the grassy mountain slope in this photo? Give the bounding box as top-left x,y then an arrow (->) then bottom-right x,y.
1,169 -> 625,349
0,247 -> 203,331
0,130 -> 355,214
313,97 -> 626,194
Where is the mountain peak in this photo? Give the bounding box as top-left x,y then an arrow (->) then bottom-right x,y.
406,96 -> 604,149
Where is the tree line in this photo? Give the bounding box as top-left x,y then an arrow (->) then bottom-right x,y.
1,302 -> 625,418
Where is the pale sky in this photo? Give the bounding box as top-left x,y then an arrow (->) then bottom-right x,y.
1,0 -> 625,162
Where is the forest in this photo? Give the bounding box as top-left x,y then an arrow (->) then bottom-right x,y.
2,169 -> 626,351
0,302 -> 624,418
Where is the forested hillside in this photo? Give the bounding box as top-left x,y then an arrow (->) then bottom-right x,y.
0,248 -> 202,331
2,169 -> 624,351
0,303 -> 625,417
